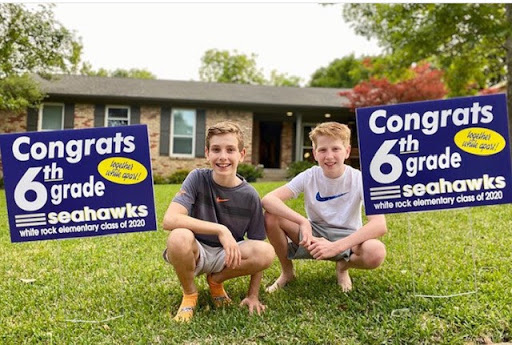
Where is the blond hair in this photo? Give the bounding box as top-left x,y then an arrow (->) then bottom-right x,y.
309,122 -> 351,148
206,121 -> 245,151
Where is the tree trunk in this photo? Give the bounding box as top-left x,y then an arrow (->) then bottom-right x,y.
506,4 -> 512,152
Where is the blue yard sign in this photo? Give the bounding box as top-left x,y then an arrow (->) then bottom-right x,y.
356,94 -> 512,215
0,125 -> 157,242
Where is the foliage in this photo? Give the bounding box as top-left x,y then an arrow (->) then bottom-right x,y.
0,3 -> 82,111
152,174 -> 168,185
237,163 -> 263,182
340,62 -> 447,110
342,3 -> 508,96
0,3 -> 82,78
309,54 -> 374,88
199,49 -> 265,85
167,169 -> 190,184
286,160 -> 315,178
81,63 -> 156,79
199,49 -> 301,86
268,69 -> 302,87
1,185 -> 511,343
0,74 -> 44,110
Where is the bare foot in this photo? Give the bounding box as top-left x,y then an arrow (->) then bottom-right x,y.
336,261 -> 352,292
265,273 -> 296,293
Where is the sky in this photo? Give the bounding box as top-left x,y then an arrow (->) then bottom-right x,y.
52,3 -> 382,85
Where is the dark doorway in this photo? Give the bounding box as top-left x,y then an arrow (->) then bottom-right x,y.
259,122 -> 282,168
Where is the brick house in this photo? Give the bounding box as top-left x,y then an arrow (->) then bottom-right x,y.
0,74 -> 358,178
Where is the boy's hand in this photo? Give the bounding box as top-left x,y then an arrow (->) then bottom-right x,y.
309,237 -> 339,260
218,226 -> 242,269
298,222 -> 313,248
240,296 -> 266,315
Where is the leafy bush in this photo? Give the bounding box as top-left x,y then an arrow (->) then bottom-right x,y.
168,169 -> 190,184
152,174 -> 168,185
286,160 -> 315,178
237,163 -> 263,182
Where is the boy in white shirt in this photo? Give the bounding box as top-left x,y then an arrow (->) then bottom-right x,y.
262,122 -> 387,292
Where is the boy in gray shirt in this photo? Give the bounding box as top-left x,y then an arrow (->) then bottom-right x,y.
163,121 -> 274,322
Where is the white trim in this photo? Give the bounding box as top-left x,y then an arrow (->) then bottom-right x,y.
38,103 -> 64,131
105,105 -> 130,127
301,122 -> 316,161
170,108 -> 196,158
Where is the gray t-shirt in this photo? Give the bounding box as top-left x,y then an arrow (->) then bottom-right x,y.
172,168 -> 266,247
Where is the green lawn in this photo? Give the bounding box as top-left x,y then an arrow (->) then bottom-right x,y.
1,183 -> 511,344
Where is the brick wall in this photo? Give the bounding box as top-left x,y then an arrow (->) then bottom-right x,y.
74,104 -> 94,129
147,108 -> 255,178
0,105 -> 256,179
281,122 -> 293,168
0,110 -> 27,134
252,120 -> 260,165
0,110 -> 28,178
141,105 -> 210,178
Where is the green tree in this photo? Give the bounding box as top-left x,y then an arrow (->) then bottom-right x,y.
343,4 -> 508,95
268,69 -> 302,87
343,3 -> 512,142
199,49 -> 265,84
309,54 -> 373,88
81,63 -> 156,79
111,68 -> 155,79
0,3 -> 82,111
0,74 -> 44,111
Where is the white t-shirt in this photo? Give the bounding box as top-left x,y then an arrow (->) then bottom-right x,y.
286,165 -> 364,231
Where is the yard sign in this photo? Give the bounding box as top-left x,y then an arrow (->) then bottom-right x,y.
0,125 -> 157,242
356,94 -> 512,215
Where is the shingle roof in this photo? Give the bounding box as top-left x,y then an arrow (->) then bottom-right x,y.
34,74 -> 351,110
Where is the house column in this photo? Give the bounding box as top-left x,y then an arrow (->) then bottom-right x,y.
294,112 -> 302,162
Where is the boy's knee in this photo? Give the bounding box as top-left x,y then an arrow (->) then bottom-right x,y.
167,228 -> 195,254
260,242 -> 276,267
264,212 -> 280,232
250,241 -> 275,268
362,240 -> 386,269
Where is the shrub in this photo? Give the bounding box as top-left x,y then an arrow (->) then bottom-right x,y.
237,163 -> 263,182
168,169 -> 190,184
152,174 -> 168,185
286,160 -> 315,178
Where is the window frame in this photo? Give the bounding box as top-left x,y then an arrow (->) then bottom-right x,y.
105,105 -> 131,127
301,122 -> 316,162
170,108 -> 196,158
38,103 -> 64,131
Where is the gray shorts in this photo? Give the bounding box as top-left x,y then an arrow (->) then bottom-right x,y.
287,222 -> 353,262
163,239 -> 245,276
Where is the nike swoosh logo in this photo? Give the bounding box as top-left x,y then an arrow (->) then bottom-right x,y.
216,197 -> 229,203
315,191 -> 348,202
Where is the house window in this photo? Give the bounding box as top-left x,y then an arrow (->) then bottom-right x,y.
105,106 -> 130,127
170,109 -> 196,157
39,103 -> 64,130
302,124 -> 315,162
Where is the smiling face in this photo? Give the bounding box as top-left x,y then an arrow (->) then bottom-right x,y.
312,135 -> 351,179
206,133 -> 246,186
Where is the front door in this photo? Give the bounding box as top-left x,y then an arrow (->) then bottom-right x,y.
259,122 -> 282,168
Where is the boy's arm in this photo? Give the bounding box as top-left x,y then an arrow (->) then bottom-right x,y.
309,214 -> 387,260
162,201 -> 242,268
261,185 -> 313,247
240,271 -> 266,315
